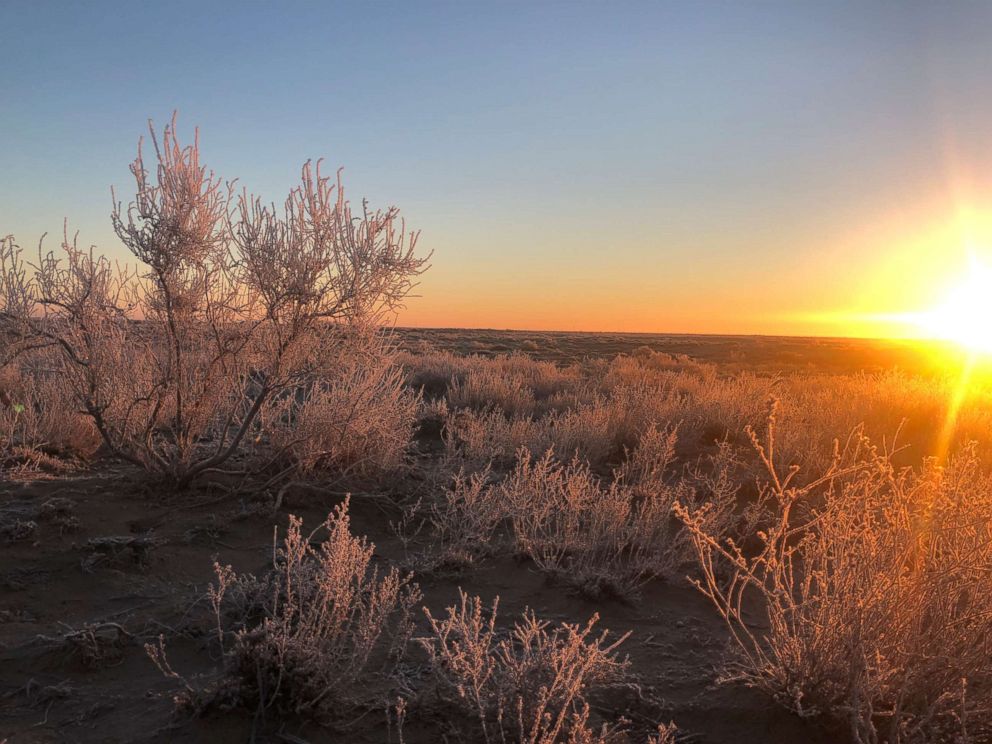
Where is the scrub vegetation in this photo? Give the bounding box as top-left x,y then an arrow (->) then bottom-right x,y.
3,119 -> 992,743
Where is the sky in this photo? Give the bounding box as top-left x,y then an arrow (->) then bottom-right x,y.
4,1 -> 992,337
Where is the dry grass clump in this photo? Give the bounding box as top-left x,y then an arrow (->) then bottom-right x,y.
267,342 -> 419,480
602,358 -> 775,452
154,498 -> 421,720
443,407 -> 546,467
426,349 -> 738,470
677,404 -> 992,744
449,364 -> 539,416
502,449 -> 663,598
502,439 -> 738,599
0,353 -> 101,466
600,350 -> 712,392
444,382 -> 697,473
546,386 -> 685,470
441,391 -> 658,472
612,423 -> 680,491
615,424 -> 746,537
420,350 -> 577,417
670,372 -> 774,448
438,350 -> 764,473
491,353 -> 579,400
419,590 -> 635,743
397,346 -> 473,397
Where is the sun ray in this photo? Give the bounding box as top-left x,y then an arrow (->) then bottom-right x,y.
937,350 -> 978,463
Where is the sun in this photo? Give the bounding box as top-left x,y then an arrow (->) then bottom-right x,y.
916,256 -> 992,353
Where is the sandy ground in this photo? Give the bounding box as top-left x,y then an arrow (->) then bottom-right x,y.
0,470 -> 838,743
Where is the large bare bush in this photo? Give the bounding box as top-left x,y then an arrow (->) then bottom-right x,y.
0,117 -> 427,486
676,405 -> 992,743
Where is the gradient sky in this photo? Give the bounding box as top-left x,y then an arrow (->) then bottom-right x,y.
4,1 -> 992,336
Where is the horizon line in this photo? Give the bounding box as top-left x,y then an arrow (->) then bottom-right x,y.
391,324 -> 953,346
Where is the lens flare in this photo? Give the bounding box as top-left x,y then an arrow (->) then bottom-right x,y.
915,255 -> 992,354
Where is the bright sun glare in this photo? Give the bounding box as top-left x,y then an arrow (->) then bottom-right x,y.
916,256 -> 992,353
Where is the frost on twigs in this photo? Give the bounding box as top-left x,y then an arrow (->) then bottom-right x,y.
0,115 -> 428,487
148,498 -> 421,723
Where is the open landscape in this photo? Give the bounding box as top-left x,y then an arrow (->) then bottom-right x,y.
4,304 -> 992,742
5,3 -> 992,743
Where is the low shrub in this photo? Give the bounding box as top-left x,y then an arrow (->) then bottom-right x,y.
419,590 -> 634,743
501,443 -> 736,599
443,407 -> 546,467
427,465 -> 505,568
449,365 -> 538,416
150,498 -> 421,721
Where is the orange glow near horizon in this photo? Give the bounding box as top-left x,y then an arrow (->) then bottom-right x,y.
397,206 -> 992,341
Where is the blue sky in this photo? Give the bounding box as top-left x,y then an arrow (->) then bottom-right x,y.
4,1 -> 992,334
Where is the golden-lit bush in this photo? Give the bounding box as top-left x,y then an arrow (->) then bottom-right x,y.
775,369 -> 992,472
677,405 -> 992,744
